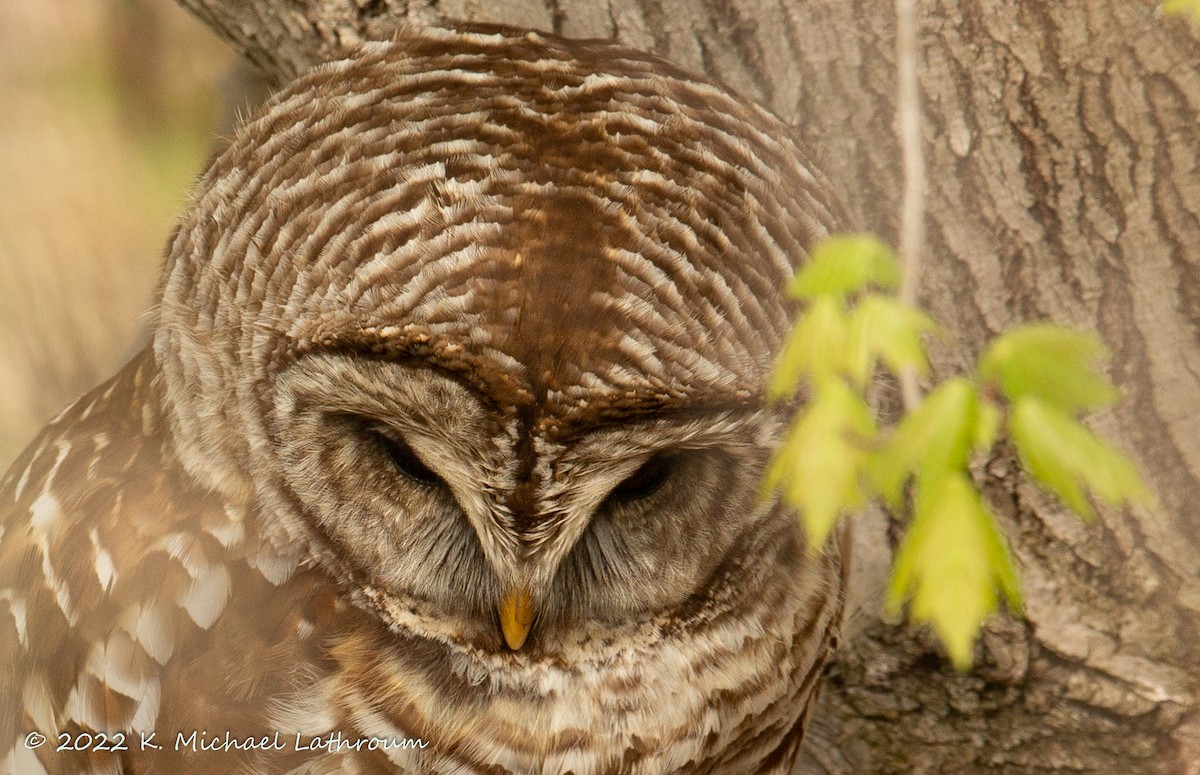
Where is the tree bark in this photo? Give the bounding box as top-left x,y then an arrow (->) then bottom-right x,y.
174,0 -> 1200,771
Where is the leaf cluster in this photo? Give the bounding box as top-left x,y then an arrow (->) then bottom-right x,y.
767,235 -> 1154,669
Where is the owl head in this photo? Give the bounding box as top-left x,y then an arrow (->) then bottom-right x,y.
153,24 -> 842,654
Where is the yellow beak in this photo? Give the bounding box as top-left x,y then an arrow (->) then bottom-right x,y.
498,587 -> 535,650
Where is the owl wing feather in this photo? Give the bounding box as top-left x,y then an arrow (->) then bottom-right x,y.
0,349 -> 374,775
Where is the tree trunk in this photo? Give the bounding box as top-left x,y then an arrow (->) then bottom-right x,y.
175,0 -> 1200,771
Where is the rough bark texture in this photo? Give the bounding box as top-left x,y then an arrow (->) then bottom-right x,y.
174,0 -> 1200,772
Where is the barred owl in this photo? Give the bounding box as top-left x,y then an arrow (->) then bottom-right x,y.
0,22 -> 848,775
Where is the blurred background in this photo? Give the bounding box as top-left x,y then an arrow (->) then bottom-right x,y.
0,0 -> 235,468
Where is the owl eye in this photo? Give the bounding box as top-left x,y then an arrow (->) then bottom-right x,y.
377,433 -> 443,487
609,453 -> 677,502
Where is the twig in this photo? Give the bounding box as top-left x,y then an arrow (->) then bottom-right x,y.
896,0 -> 925,410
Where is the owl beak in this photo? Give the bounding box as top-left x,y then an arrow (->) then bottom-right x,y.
498,586 -> 535,650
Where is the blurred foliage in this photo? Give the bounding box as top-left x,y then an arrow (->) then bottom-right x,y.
0,0 -> 231,468
1163,0 -> 1200,22
767,235 -> 1154,669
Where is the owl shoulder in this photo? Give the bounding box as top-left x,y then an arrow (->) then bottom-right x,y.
0,350 -> 373,775
0,350 -> 238,770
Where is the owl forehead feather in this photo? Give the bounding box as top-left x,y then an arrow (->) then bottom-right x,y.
160,24 -> 840,423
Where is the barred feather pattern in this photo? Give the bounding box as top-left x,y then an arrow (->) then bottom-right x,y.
1,23 -> 848,774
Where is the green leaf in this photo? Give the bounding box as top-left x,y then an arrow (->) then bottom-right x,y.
886,471 -> 1022,670
789,235 -> 901,300
768,296 -> 849,400
973,397 -> 1002,454
846,295 -> 938,387
979,324 -> 1119,413
1009,397 -> 1155,518
1163,0 -> 1200,21
766,380 -> 876,548
870,378 -> 981,508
